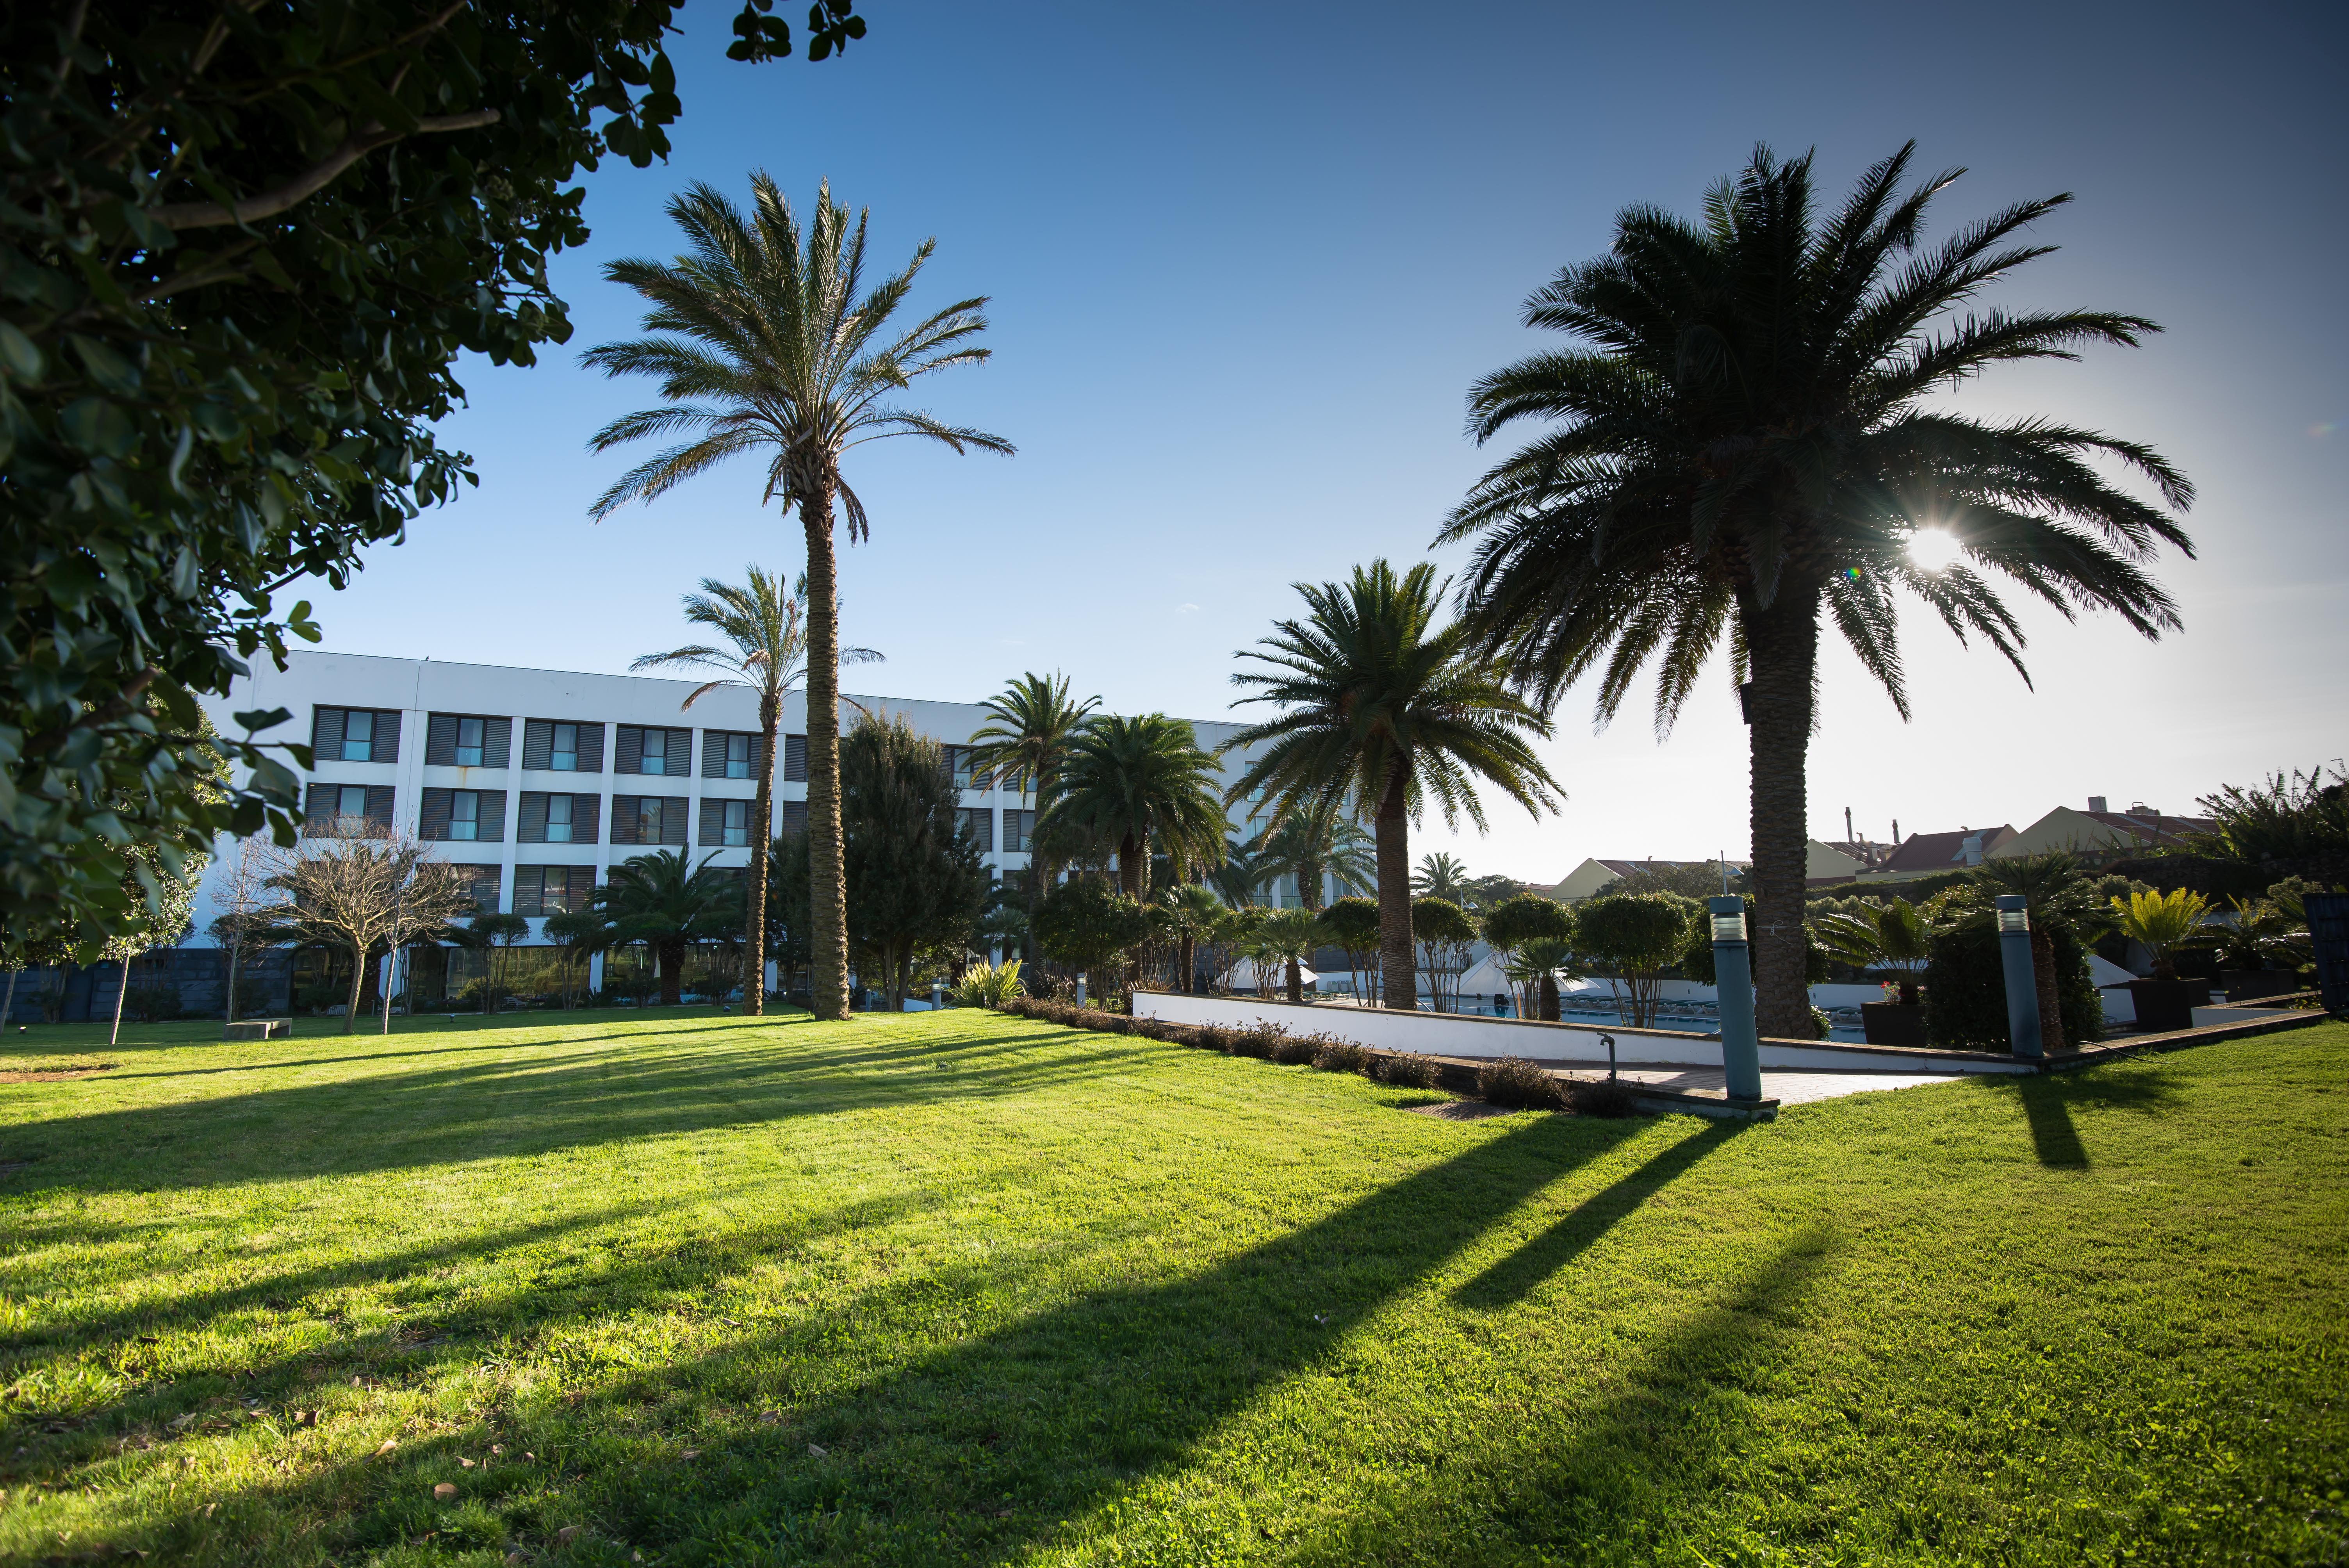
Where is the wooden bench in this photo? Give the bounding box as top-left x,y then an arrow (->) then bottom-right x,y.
223,1018 -> 292,1041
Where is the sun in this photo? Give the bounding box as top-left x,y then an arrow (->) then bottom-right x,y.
1905,529 -> 1962,572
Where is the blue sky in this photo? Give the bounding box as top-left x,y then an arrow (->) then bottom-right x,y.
314,0 -> 2348,881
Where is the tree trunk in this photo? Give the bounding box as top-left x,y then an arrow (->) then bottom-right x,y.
1285,958 -> 1302,1004
1178,935 -> 1196,994
1118,832 -> 1144,899
2,968 -> 16,1028
1540,972 -> 1559,1021
342,943 -> 366,1035
659,940 -> 684,1007
381,945 -> 395,1034
1741,583 -> 1822,1041
748,686 -> 776,1017
1299,856 -> 1324,912
1374,766 -> 1415,1010
110,956 -> 132,1045
2029,927 -> 2068,1051
801,481 -> 851,1021
224,937 -> 242,1024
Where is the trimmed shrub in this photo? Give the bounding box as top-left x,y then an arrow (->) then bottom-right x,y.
1269,1031 -> 1320,1066
1376,1052 -> 1440,1089
1478,1056 -> 1566,1110
122,983 -> 183,1024
1312,1039 -> 1372,1074
1565,1076 -> 1642,1118
1922,921 -> 2102,1050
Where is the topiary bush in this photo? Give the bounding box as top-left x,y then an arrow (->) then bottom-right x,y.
1478,1056 -> 1566,1110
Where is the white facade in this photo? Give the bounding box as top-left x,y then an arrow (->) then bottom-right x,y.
190,649 -> 1264,949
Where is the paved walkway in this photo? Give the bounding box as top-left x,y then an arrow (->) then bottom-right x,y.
1548,1063 -> 1961,1107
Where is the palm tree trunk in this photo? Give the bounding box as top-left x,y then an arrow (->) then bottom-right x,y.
1285,958 -> 1302,1003
1540,973 -> 1559,1021
660,940 -> 684,1007
748,687 -> 777,1016
1374,767 -> 1415,1010
1742,584 -> 1821,1040
1178,935 -> 1195,994
801,481 -> 851,1021
2029,928 -> 2068,1051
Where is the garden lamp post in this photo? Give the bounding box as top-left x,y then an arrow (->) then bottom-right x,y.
1708,896 -> 1764,1102
1075,972 -> 1088,1008
1995,894 -> 2044,1059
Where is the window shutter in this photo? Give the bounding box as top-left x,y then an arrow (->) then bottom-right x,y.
577,724 -> 604,773
478,792 -> 506,843
518,793 -> 546,843
303,782 -> 334,833
610,796 -> 636,844
485,718 -> 512,769
522,721 -> 551,770
375,712 -> 400,764
785,734 -> 807,783
782,799 -> 807,833
514,868 -> 541,918
575,795 -> 600,843
699,798 -> 722,845
670,729 -> 694,773
426,715 -> 457,766
662,796 -> 689,846
421,788 -> 453,840
702,732 -> 722,778
615,727 -> 642,774
312,708 -> 341,759
365,786 -> 395,830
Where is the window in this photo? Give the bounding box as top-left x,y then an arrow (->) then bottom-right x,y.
426,713 -> 511,768
701,797 -> 753,847
450,864 -> 502,912
522,720 -> 604,773
615,725 -> 693,776
943,745 -> 980,791
1002,809 -> 1037,853
312,707 -> 401,763
421,788 -> 506,843
958,807 -> 994,853
302,782 -> 394,836
515,866 -> 594,917
784,734 -> 807,783
781,799 -> 807,833
704,732 -> 758,780
610,795 -> 688,846
518,792 -> 598,844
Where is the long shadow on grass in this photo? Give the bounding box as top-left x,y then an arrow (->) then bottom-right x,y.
1982,1064 -> 2184,1170
0,1023 -> 1153,1194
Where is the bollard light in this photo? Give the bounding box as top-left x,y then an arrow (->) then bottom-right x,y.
1708,895 -> 1764,1102
1075,972 -> 1088,1008
1994,894 -> 2044,1059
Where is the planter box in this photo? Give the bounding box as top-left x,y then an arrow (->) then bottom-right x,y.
2222,970 -> 2301,1002
2126,978 -> 2204,1033
1861,1002 -> 1927,1048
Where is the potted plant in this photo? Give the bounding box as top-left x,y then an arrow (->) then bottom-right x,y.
2205,895 -> 2305,1001
2107,888 -> 2215,1032
1813,898 -> 1930,1047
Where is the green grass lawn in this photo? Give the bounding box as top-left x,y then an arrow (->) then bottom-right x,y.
1,1007 -> 2344,1567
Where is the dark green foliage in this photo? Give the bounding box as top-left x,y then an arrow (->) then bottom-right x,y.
593,850 -> 739,1007
840,714 -> 987,1009
1681,898 -> 1829,987
1578,892 -> 1700,1026
1564,1076 -> 1642,1118
1599,863 -> 1745,901
1376,1052 -> 1440,1089
1477,1056 -> 1566,1110
1031,878 -> 1150,975
1481,893 -> 1574,953
0,0 -> 863,946
1923,921 -> 2102,1051
2192,764 -> 2349,878
122,982 -> 182,1025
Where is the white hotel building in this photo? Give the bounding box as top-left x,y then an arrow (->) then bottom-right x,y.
168,649 -> 1287,1008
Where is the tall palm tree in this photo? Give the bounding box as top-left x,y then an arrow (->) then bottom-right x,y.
1226,560 -> 1561,1011
1410,851 -> 1472,904
1037,715 -> 1228,902
629,565 -> 880,1016
964,672 -> 1099,909
1439,144 -> 2193,1038
594,850 -> 737,1007
1250,794 -> 1374,911
586,174 -> 1012,1021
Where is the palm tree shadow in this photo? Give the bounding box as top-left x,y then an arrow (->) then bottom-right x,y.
1452,1120 -> 1743,1310
1985,1067 -> 2183,1170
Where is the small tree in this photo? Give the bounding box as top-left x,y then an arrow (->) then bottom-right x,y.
1577,893 -> 1698,1028
1481,894 -> 1575,1019
1410,897 -> 1477,1013
276,826 -> 472,1035
1506,938 -> 1580,1021
1032,878 -> 1150,998
1157,885 -> 1224,996
840,713 -> 989,1009
543,910 -> 610,1010
465,912 -> 533,1015
1254,908 -> 1323,1003
1321,897 -> 1381,1006
207,838 -> 291,1023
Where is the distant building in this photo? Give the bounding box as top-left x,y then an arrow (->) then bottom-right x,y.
1993,800 -> 2215,867
1540,841 -> 1864,902
1852,823 -> 2018,882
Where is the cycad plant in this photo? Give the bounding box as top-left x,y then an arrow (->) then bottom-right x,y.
1505,937 -> 1580,1023
2108,888 -> 2215,982
951,957 -> 1025,1009
631,565 -> 879,1016
1253,907 -> 1322,1004
1227,560 -> 1560,1012
1811,896 -> 1932,1006
587,174 -> 1011,1020
1038,715 -> 1228,902
1441,144 -> 2193,1039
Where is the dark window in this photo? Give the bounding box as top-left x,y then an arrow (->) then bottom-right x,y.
959,807 -> 994,853
941,745 -> 982,791
611,795 -> 688,846
615,725 -> 693,777
703,731 -> 760,780
420,788 -> 506,843
784,734 -> 807,783
700,797 -> 754,847
522,719 -> 604,773
781,799 -> 807,833
515,866 -> 595,917
518,791 -> 599,844
426,713 -> 511,768
449,864 -> 503,912
303,782 -> 395,836
1003,809 -> 1037,853
312,706 -> 401,763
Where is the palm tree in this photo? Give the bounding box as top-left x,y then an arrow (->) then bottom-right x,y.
1410,851 -> 1472,904
1208,836 -> 1271,908
1251,795 -> 1375,911
1226,560 -> 1561,1012
964,672 -> 1100,912
1439,144 -> 2194,1041
630,565 -> 880,1017
586,174 -> 1012,1021
594,850 -> 738,1007
1811,896 -> 1932,1007
1158,883 -> 1225,995
1254,907 -> 1322,1004
1037,715 -> 1228,902
1969,855 -> 2100,1049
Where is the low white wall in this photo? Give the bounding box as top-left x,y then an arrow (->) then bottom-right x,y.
1130,992 -> 2033,1075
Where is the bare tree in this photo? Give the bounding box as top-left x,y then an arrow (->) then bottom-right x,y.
207,838 -> 291,1023
274,825 -> 472,1035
